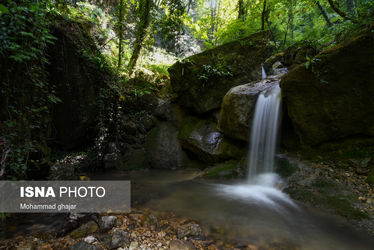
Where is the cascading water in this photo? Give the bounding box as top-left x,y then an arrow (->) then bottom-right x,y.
247,84 -> 281,184
261,65 -> 267,79
216,71 -> 296,210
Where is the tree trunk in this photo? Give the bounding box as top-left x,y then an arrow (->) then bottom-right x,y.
128,0 -> 152,76
117,0 -> 124,70
261,0 -> 267,30
316,1 -> 332,27
327,0 -> 358,23
238,0 -> 245,20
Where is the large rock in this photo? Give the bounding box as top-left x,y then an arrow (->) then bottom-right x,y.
179,118 -> 245,163
280,31 -> 374,146
47,21 -> 112,149
169,31 -> 271,114
145,122 -> 185,169
218,75 -> 283,141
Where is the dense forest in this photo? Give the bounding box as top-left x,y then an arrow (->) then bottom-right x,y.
1,0 -> 374,249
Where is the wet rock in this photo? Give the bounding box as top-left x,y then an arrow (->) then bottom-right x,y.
145,122 -> 185,169
280,31 -> 374,147
218,78 -> 281,141
169,31 -> 271,114
170,239 -> 196,250
177,223 -> 202,239
179,119 -> 245,163
99,216 -> 117,231
204,160 -> 245,179
70,221 -> 99,239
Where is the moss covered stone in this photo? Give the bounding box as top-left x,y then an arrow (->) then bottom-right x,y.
280,31 -> 374,147
204,161 -> 241,179
169,31 -> 271,114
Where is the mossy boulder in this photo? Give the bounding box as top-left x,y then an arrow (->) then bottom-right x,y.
280,31 -> 374,147
179,118 -> 245,163
145,122 -> 185,169
218,76 -> 282,141
168,31 -> 271,114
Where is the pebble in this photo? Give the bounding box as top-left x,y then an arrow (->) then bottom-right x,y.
129,241 -> 139,250
83,236 -> 96,244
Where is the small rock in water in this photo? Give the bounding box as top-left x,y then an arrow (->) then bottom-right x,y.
169,239 -> 196,250
99,216 -> 117,231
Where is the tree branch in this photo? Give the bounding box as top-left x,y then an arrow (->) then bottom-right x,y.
326,0 -> 358,23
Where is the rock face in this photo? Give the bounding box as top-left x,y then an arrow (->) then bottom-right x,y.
218,75 -> 283,141
169,31 -> 271,114
179,118 -> 244,163
47,21 -> 111,149
145,122 -> 185,169
280,31 -> 374,146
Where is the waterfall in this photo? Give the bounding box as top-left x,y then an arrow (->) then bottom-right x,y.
261,65 -> 267,79
247,83 -> 281,184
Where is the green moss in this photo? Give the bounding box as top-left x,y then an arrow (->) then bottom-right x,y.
275,157 -> 298,177
178,117 -> 198,140
311,178 -> 335,188
287,184 -> 369,220
204,161 -> 238,179
367,170 -> 374,185
320,193 -> 368,220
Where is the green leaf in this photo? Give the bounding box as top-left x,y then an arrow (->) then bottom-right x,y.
47,94 -> 62,104
0,4 -> 9,15
305,61 -> 310,70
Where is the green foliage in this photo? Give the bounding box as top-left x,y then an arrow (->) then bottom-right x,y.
198,64 -> 233,83
198,54 -> 233,85
305,56 -> 320,72
0,1 -> 56,178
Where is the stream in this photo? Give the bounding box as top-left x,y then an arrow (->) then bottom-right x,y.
1,169 -> 374,249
